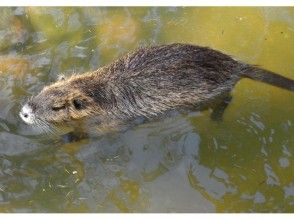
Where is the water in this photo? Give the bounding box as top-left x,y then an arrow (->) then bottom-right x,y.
0,7 -> 293,212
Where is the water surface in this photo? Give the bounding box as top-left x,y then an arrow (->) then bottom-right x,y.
0,7 -> 293,212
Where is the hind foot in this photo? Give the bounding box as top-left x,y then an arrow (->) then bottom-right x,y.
210,95 -> 232,121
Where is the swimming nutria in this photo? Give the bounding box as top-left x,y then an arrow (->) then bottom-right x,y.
19,43 -> 294,135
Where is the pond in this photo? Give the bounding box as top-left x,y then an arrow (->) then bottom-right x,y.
0,7 -> 293,212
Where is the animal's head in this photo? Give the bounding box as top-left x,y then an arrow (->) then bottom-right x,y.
19,75 -> 102,128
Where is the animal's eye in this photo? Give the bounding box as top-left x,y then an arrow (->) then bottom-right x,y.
51,105 -> 65,111
73,99 -> 83,110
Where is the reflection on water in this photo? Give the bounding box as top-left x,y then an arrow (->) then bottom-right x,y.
0,7 -> 293,212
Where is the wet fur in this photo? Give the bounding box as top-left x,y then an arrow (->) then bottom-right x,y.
24,43 -> 294,134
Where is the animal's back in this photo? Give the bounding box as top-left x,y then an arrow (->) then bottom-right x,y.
101,43 -> 242,116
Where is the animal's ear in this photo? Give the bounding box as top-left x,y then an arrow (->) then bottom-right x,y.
72,98 -> 86,110
57,74 -> 66,81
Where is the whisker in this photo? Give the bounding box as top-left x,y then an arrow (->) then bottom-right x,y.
35,119 -> 58,136
35,120 -> 48,133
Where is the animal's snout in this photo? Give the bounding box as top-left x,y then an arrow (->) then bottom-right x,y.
19,104 -> 35,124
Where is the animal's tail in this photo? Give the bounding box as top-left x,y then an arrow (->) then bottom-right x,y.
241,65 -> 294,91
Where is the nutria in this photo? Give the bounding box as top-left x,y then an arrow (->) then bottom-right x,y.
20,43 -> 294,135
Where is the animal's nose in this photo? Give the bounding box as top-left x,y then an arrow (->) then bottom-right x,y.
21,105 -> 31,116
20,104 -> 34,124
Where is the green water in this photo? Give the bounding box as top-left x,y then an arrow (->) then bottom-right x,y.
0,7 -> 293,212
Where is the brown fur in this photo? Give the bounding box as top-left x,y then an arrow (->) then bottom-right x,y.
22,43 -> 294,134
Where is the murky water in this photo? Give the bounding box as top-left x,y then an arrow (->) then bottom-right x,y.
0,7 -> 293,212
